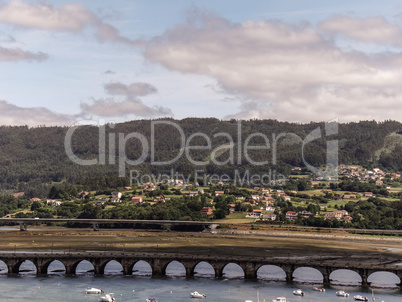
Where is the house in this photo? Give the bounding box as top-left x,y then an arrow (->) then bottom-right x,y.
46,199 -> 61,206
364,192 -> 374,197
131,196 -> 143,204
215,191 -> 225,196
283,196 -> 291,201
251,195 -> 260,200
124,186 -> 132,190
201,207 -> 213,216
262,213 -> 277,221
189,191 -> 198,197
112,191 -> 122,200
325,211 -> 343,220
110,197 -> 120,203
265,206 -> 275,212
248,209 -> 262,218
228,204 -> 236,213
376,180 -> 384,186
343,194 -> 356,199
298,210 -> 313,218
343,216 -> 353,221
30,198 -> 41,203
154,196 -> 165,202
286,211 -> 298,220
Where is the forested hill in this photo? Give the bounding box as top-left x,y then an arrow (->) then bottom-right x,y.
0,118 -> 401,196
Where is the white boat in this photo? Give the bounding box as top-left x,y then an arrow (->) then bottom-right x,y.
272,297 -> 287,302
336,291 -> 350,297
191,291 -> 206,299
293,289 -> 304,296
99,293 -> 115,302
313,287 -> 325,292
354,295 -> 369,301
146,299 -> 157,302
85,287 -> 103,294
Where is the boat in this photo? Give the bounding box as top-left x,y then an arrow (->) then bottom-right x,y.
313,287 -> 325,292
293,289 -> 304,296
191,291 -> 206,299
85,287 -> 103,294
99,293 -> 115,302
354,295 -> 369,301
272,297 -> 287,302
336,291 -> 350,297
146,299 -> 157,302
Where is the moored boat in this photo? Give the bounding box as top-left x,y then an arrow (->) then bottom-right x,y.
313,287 -> 325,292
354,295 -> 369,301
99,293 -> 115,302
293,289 -> 304,296
191,291 -> 206,299
146,299 -> 157,302
272,297 -> 287,302
336,290 -> 350,297
85,287 -> 103,294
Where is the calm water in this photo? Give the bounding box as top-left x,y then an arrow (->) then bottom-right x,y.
0,260 -> 401,302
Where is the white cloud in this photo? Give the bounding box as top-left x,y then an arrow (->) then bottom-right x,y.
141,11 -> 402,122
0,0 -> 137,46
80,97 -> 172,118
0,45 -> 47,61
104,82 -> 157,96
0,100 -> 74,126
319,15 -> 402,45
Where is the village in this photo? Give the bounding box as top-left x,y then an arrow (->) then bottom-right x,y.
2,164 -> 401,230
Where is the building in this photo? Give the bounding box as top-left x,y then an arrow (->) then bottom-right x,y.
262,213 -> 277,221
131,196 -> 143,204
215,191 -> 224,196
201,207 -> 213,216
286,211 -> 298,221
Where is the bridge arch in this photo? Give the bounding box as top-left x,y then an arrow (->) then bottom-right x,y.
42,259 -> 66,275
165,260 -> 186,277
293,266 -> 324,283
0,259 -> 7,274
18,259 -> 37,275
222,262 -> 245,279
256,264 -> 286,281
368,271 -> 401,287
102,259 -> 123,275
72,259 -> 95,275
192,261 -> 215,278
330,269 -> 362,286
132,260 -> 152,276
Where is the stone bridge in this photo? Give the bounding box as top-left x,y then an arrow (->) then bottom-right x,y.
0,252 -> 401,287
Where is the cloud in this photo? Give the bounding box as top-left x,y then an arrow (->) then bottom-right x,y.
0,0 -> 137,46
319,15 -> 402,45
140,11 -> 402,122
104,82 -> 158,96
80,97 -> 172,118
80,81 -> 170,118
0,45 -> 47,61
0,100 -> 75,126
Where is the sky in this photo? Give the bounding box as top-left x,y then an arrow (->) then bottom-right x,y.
2,0 -> 402,126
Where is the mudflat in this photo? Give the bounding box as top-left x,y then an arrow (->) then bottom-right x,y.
0,227 -> 401,264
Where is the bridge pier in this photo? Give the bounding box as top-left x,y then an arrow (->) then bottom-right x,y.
281,264 -> 294,283
19,223 -> 27,231
359,268 -> 370,287
92,223 -> 99,231
243,263 -> 257,280
150,259 -> 164,277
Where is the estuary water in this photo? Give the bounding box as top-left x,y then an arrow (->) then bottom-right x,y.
0,260 -> 401,302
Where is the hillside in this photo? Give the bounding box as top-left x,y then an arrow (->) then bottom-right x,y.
0,119 -> 401,196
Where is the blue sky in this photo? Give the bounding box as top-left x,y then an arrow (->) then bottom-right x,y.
1,0 -> 402,126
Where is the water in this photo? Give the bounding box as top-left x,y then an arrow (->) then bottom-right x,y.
0,261 -> 401,302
